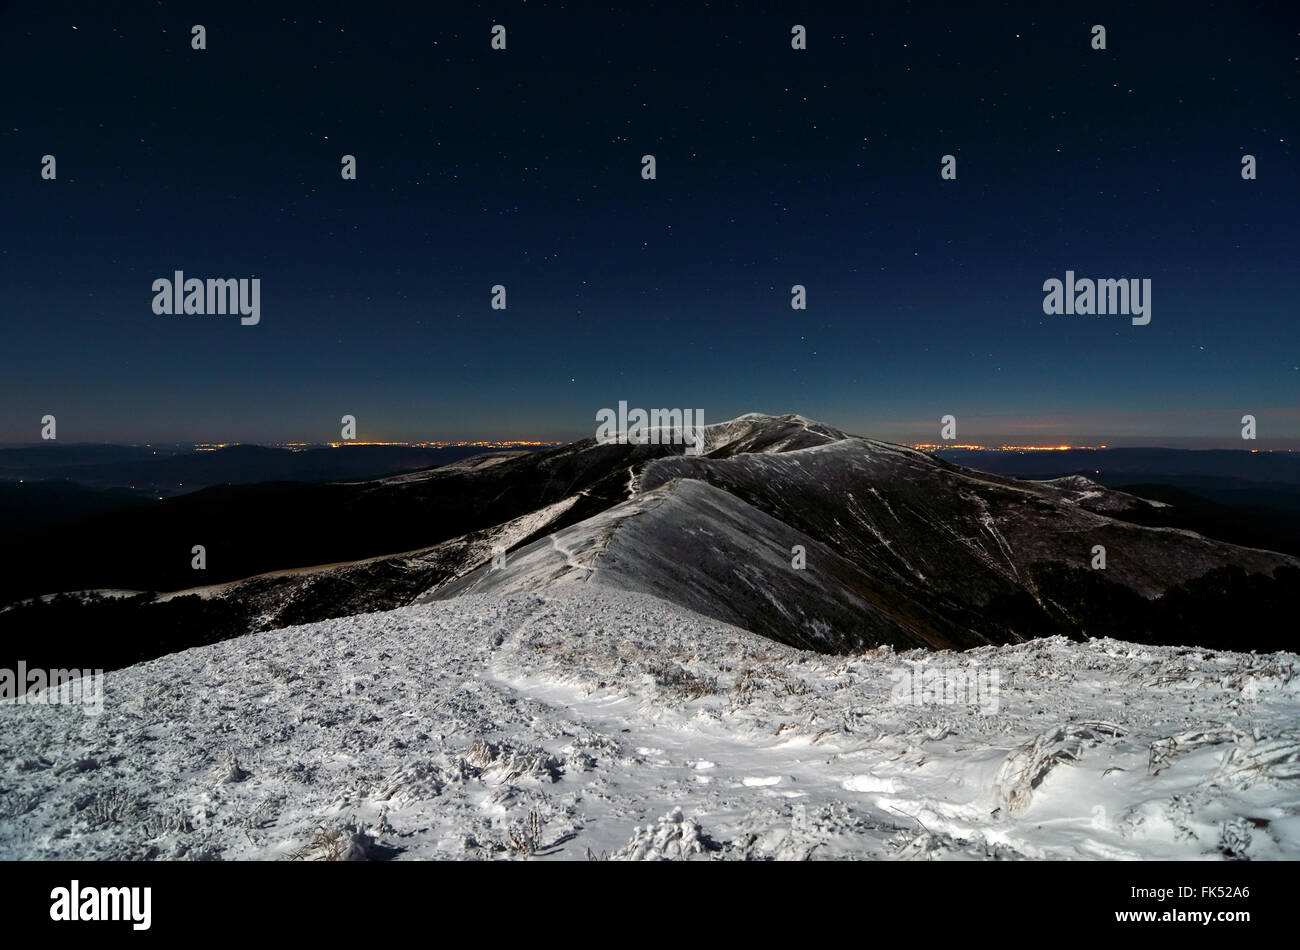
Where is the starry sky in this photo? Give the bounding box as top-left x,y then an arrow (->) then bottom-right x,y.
2,2 -> 1296,447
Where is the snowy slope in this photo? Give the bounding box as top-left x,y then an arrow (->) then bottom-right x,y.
432,426 -> 1299,652
2,587 -> 1297,861
22,414 -> 1294,660
4,414 -> 1298,862
643,434 -> 1297,604
434,478 -> 976,651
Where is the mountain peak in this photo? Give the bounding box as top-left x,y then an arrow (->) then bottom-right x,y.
700,412 -> 851,456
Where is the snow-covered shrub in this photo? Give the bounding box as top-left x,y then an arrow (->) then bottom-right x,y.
995,722 -> 1122,813
213,752 -> 249,785
463,739 -> 562,784
1218,817 -> 1253,860
646,660 -> 719,701
1214,731 -> 1300,788
81,788 -> 139,827
288,821 -> 375,861
375,760 -> 447,804
507,810 -> 543,854
610,807 -> 714,860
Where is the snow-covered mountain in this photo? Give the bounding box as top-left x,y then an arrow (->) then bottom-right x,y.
4,414 -> 1298,861
430,414 -> 1298,653
9,413 -> 1293,668
3,587 -> 1297,860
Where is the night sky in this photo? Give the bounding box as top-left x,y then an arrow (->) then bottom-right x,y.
2,2 -> 1296,447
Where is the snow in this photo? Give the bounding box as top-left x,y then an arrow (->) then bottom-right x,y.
433,478 -> 950,652
3,586 -> 1297,861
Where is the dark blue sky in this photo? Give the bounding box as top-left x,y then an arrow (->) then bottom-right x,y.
2,2 -> 1296,447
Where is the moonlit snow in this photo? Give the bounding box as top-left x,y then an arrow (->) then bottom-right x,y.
2,587 -> 1297,860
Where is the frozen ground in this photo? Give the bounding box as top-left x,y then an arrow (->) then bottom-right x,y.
1,587 -> 1298,860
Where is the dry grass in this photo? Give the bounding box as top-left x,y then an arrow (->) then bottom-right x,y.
507,810 -> 543,854
83,788 -> 138,827
287,821 -> 372,861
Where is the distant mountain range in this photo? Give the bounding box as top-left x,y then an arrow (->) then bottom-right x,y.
933,446 -> 1300,485
0,442 -> 537,533
3,414 -> 1295,673
934,447 -> 1300,559
0,442 -> 537,492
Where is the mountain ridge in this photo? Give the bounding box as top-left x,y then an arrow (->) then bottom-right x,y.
4,412 -> 1295,670
433,419 -> 1297,652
